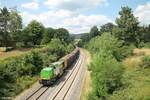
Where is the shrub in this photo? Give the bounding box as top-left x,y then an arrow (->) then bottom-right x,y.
87,33 -> 134,61
15,42 -> 25,48
0,39 -> 75,97
47,39 -> 66,57
87,33 -> 124,99
144,43 -> 150,48
66,43 -> 74,53
140,55 -> 150,68
90,51 -> 124,99
116,45 -> 135,60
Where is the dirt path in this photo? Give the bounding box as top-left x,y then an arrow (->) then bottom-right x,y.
80,49 -> 92,100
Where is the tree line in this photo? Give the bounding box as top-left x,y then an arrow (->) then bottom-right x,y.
81,6 -> 150,100
0,7 -> 71,48
0,38 -> 75,98
80,6 -> 150,48
0,7 -> 75,98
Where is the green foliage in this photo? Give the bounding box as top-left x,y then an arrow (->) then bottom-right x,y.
115,6 -> 139,46
0,7 -> 74,98
41,28 -> 55,44
100,23 -> 116,34
136,41 -> 150,48
0,7 -> 72,48
47,39 -> 66,57
87,33 -> 133,61
96,7 -> 150,48
15,76 -> 37,95
79,33 -> 90,47
9,9 -> 22,46
41,38 -> 71,66
89,26 -> 99,37
117,45 -> 135,60
90,51 -> 124,99
80,6 -> 150,100
66,43 -> 74,53
0,40 -> 74,97
87,33 -> 124,99
0,7 -> 12,47
79,26 -> 99,47
140,55 -> 150,68
139,25 -> 150,43
54,28 -> 69,42
0,7 -> 22,47
87,33 -> 120,53
22,20 -> 44,46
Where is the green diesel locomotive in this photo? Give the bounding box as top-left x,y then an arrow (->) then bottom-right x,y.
39,48 -> 80,85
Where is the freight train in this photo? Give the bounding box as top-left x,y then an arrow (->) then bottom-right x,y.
39,48 -> 80,86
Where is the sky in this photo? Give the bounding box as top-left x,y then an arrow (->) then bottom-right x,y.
0,0 -> 150,34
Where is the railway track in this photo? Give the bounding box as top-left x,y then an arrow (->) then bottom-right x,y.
25,52 -> 84,100
27,86 -> 49,100
50,53 -> 85,100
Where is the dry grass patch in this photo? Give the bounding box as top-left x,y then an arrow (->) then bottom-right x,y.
0,48 -> 32,60
110,48 -> 150,99
123,56 -> 142,71
134,48 -> 150,55
124,48 -> 150,71
80,71 -> 92,100
80,49 -> 92,100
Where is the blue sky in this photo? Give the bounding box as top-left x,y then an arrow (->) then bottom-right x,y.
1,0 -> 150,33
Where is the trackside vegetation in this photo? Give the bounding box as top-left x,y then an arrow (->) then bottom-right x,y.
0,39 -> 74,98
86,33 -> 132,99
79,6 -> 150,100
0,6 -> 75,99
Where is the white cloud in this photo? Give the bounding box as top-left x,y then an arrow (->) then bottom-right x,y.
44,0 -> 108,11
62,14 -> 112,33
20,0 -> 111,34
135,2 -> 150,25
44,0 -> 64,6
21,0 -> 39,10
21,10 -> 112,34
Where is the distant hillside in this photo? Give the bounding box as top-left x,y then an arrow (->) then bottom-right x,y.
70,33 -> 86,39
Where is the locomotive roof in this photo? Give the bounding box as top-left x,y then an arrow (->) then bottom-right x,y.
42,67 -> 53,71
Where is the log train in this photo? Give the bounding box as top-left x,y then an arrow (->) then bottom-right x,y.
39,48 -> 80,86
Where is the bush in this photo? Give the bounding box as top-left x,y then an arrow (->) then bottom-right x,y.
87,33 -> 133,61
138,42 -> 150,48
47,39 -> 66,57
140,55 -> 150,68
87,33 -> 124,99
117,45 -> 135,60
144,43 -> 150,48
90,51 -> 124,99
66,43 -> 74,53
0,39 -> 75,97
15,42 -> 25,48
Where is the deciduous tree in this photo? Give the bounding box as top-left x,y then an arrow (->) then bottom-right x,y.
23,20 -> 44,46
115,6 -> 139,46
